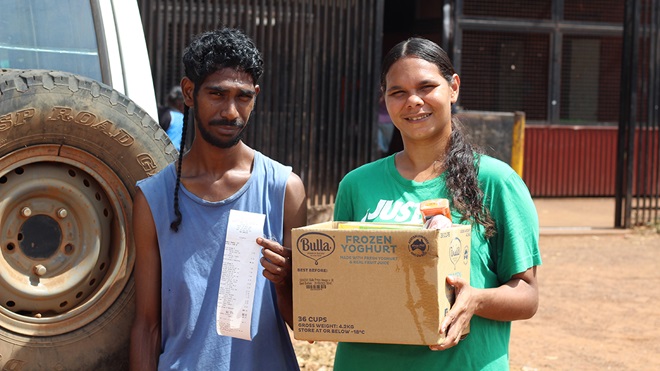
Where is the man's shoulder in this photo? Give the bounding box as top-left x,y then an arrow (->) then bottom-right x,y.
255,150 -> 292,174
136,162 -> 176,189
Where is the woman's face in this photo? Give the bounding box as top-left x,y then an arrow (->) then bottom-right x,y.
384,57 -> 459,144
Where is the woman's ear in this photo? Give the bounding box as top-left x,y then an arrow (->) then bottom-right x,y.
450,74 -> 460,103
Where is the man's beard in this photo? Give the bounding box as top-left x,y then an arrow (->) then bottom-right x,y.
196,113 -> 247,149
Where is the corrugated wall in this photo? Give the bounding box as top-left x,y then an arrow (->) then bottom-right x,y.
524,125 -> 618,197
524,125 -> 659,200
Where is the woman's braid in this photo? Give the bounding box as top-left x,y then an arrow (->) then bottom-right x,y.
444,118 -> 496,238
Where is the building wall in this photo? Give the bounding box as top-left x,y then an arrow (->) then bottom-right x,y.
452,0 -> 625,197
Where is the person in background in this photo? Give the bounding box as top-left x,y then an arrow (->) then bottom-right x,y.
157,86 -> 185,149
332,37 -> 541,370
130,27 -> 306,370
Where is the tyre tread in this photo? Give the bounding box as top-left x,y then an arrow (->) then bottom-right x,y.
1,69 -> 174,153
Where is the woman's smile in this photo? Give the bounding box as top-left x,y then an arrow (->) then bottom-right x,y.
404,112 -> 432,122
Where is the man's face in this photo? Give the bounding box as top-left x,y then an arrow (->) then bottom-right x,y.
187,68 -> 260,149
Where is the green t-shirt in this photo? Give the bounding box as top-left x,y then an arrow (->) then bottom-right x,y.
333,154 -> 541,371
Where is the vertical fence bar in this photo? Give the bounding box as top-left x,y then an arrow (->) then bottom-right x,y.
307,0 -> 321,205
652,0 -> 660,223
616,0 -> 640,228
316,0 -> 331,204
647,0 -> 660,225
293,0 -> 301,171
648,0 -> 656,222
325,0 -> 339,204
637,1 -> 649,224
372,0 -> 385,163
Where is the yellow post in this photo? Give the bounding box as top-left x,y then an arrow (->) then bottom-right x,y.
511,111 -> 525,177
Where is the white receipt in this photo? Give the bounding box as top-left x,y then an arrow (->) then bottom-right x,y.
216,209 -> 266,340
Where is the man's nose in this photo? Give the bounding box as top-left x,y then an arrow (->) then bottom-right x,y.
221,100 -> 240,120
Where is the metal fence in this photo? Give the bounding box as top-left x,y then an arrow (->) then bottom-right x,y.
616,0 -> 660,227
137,0 -> 384,207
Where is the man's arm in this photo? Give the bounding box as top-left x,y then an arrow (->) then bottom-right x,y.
129,189 -> 162,370
259,172 -> 307,327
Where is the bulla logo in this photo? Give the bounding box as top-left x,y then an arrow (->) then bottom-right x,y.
449,237 -> 462,268
297,232 -> 335,265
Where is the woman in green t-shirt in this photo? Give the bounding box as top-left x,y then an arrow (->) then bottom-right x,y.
333,37 -> 542,370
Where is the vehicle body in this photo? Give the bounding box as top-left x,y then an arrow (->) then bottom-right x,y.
0,1 -> 172,369
0,0 -> 158,119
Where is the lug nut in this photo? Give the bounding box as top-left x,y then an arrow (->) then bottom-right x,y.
57,208 -> 68,218
20,207 -> 32,217
34,264 -> 47,276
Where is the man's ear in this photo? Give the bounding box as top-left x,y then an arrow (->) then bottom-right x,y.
181,77 -> 195,107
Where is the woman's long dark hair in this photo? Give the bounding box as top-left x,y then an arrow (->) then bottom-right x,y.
381,37 -> 496,238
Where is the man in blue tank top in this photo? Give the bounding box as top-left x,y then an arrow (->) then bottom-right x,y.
130,28 -> 307,370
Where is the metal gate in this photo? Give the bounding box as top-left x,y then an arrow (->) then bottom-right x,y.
137,0 -> 384,208
616,0 -> 660,227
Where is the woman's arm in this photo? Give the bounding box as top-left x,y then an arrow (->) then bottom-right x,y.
430,266 -> 539,351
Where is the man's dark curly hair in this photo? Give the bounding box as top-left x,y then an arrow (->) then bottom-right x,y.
170,28 -> 263,232
182,28 -> 264,88
381,37 -> 496,238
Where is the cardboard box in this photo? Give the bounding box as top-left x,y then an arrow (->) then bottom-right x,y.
292,221 -> 471,345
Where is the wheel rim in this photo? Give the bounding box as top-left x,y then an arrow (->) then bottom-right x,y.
0,145 -> 133,336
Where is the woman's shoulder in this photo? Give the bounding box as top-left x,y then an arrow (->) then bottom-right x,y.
476,154 -> 533,199
341,156 -> 391,183
476,154 -> 518,179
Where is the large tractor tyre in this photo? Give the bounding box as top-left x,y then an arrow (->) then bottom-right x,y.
0,69 -> 177,370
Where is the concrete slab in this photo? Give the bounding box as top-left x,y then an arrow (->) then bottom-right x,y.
533,197 -> 628,235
